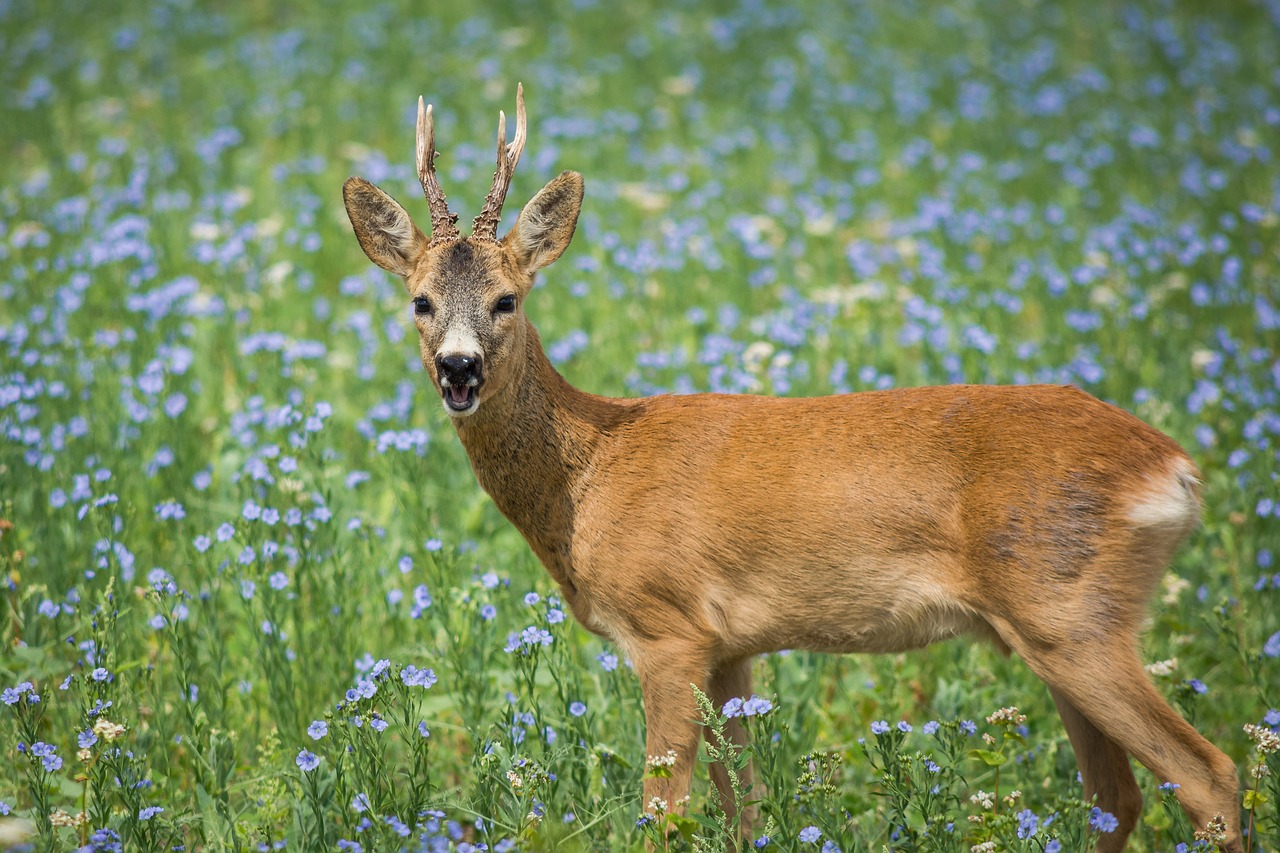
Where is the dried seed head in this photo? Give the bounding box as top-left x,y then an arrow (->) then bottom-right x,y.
985,706 -> 1027,726
1244,723 -> 1280,754
1194,814 -> 1229,844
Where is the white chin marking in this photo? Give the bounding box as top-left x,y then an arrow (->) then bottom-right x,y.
443,397 -> 478,417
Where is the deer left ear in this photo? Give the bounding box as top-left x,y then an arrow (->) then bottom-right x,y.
343,177 -> 429,279
504,171 -> 583,274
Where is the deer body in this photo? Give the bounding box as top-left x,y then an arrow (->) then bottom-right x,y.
343,87 -> 1242,852
464,340 -> 1195,661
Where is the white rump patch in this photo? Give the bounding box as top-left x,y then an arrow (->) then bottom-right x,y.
1127,457 -> 1201,529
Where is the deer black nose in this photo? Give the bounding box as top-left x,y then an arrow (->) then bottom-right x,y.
436,353 -> 482,385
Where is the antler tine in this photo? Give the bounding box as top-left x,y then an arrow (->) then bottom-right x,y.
416,96 -> 460,245
472,83 -> 528,241
509,82 -> 528,173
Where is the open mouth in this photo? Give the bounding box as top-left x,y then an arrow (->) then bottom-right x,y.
442,384 -> 476,412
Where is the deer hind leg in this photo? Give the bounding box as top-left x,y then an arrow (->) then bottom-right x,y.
1048,687 -> 1143,853
1002,630 -> 1242,852
706,658 -> 757,836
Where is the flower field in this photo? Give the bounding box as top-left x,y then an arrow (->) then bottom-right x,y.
1,0 -> 1279,850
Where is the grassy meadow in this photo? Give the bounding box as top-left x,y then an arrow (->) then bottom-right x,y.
2,0 -> 1280,849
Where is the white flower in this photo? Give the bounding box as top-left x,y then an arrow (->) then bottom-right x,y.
92,718 -> 127,742
1145,658 -> 1178,677
645,749 -> 678,769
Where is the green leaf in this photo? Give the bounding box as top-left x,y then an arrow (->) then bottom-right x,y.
968,749 -> 1007,767
1243,788 -> 1267,810
667,813 -> 699,841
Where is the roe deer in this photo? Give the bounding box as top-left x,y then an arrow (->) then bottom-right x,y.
342,85 -> 1242,852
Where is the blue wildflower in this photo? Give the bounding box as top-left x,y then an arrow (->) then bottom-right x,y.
1016,808 -> 1039,838
31,742 -> 61,772
400,665 -> 437,688
2,683 -> 33,705
1089,807 -> 1119,833
384,815 -> 410,837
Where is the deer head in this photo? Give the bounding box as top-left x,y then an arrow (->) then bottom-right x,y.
342,84 -> 583,417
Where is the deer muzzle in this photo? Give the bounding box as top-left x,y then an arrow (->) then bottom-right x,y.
435,353 -> 483,413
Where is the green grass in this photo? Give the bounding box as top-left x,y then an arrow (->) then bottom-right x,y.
1,0 -> 1278,849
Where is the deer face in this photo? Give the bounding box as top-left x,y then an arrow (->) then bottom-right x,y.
413,239 -> 522,415
344,87 -> 581,417
343,165 -> 582,418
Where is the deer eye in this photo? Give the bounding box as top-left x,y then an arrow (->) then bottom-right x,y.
494,294 -> 516,314
413,296 -> 433,316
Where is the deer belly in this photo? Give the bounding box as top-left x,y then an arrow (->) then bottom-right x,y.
701,558 -> 984,657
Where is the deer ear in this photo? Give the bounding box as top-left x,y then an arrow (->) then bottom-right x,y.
343,177 -> 429,278
504,171 -> 583,274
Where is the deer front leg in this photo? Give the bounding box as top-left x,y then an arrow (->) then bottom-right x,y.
706,658 -> 757,836
635,641 -> 712,822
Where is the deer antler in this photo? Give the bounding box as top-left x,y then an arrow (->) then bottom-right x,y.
472,83 -> 528,241
416,96 -> 461,245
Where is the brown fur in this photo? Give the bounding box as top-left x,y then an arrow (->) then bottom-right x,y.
342,94 -> 1241,852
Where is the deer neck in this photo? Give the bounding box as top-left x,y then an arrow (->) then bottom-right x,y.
451,319 -> 624,587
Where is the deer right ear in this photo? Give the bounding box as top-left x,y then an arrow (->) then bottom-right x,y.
505,171 -> 584,275
343,177 -> 429,278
